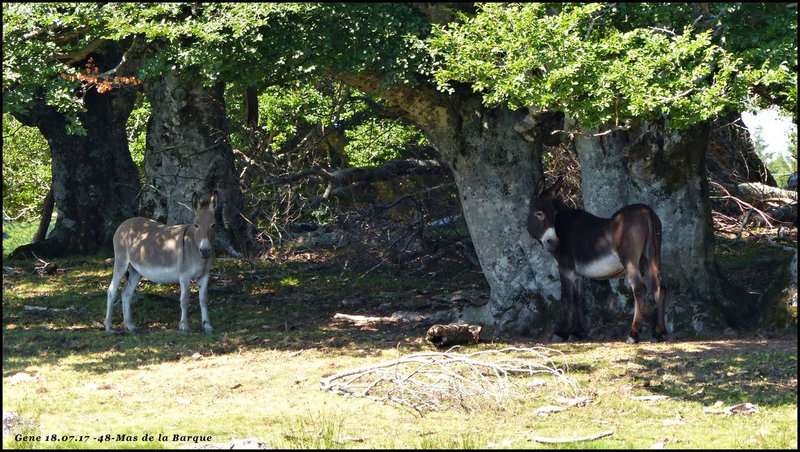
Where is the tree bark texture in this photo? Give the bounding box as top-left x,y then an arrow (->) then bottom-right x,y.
343,75 -> 562,337
141,73 -> 253,255
10,82 -> 140,258
574,121 -> 750,333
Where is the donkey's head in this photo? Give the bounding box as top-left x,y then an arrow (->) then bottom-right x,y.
191,190 -> 219,259
527,176 -> 564,253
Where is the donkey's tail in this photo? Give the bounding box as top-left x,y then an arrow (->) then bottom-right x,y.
647,207 -> 667,338
647,208 -> 663,267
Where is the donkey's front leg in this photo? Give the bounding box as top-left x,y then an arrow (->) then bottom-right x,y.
178,277 -> 191,333
197,272 -> 214,333
553,270 -> 581,342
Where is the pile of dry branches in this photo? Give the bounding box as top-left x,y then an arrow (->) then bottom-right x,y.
710,180 -> 797,237
319,347 -> 578,416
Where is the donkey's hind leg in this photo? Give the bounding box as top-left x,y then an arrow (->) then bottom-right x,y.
105,258 -> 129,332
648,259 -> 666,342
120,268 -> 142,333
625,263 -> 647,344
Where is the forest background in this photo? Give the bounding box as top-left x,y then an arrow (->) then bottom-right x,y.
3,2 -> 797,339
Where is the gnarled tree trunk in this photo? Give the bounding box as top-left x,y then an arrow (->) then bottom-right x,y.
141,72 -> 254,256
9,75 -> 140,258
343,76 -> 562,336
574,121 -> 748,337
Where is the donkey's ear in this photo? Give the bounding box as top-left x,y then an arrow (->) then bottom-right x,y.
209,190 -> 219,211
534,178 -> 547,196
192,192 -> 200,210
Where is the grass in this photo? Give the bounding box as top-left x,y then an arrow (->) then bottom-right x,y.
2,249 -> 797,449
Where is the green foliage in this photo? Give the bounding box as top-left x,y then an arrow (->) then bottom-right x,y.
2,3 -> 114,134
2,114 -> 51,222
610,3 -> 797,119
5,3 -> 793,136
126,93 -> 149,176
427,3 -> 783,130
3,3 -> 430,137
2,221 -> 54,257
345,118 -> 427,167
256,80 -> 343,152
96,3 -> 431,88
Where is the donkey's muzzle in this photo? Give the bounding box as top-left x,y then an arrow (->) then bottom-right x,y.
540,228 -> 559,252
200,248 -> 213,259
544,237 -> 559,252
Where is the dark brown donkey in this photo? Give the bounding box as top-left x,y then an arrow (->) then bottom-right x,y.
527,177 -> 666,343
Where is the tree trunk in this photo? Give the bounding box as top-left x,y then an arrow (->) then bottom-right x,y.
574,121 -> 749,334
32,186 -> 54,244
141,72 -> 253,256
9,83 -> 140,258
707,113 -> 777,186
342,75 -> 561,337
343,74 -> 747,338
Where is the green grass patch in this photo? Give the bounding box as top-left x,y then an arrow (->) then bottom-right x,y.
3,254 -> 797,449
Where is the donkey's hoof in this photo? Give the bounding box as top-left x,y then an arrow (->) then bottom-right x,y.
203,324 -> 214,333
626,335 -> 639,344
650,335 -> 665,343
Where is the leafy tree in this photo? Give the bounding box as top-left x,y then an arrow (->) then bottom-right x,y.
2,114 -> 51,222
345,118 -> 428,167
427,3 -> 794,131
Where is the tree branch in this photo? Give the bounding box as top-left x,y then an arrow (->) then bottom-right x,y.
45,37 -> 108,64
274,158 -> 448,187
532,431 -> 614,444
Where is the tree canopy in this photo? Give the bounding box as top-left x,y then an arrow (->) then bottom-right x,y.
4,3 -> 796,135
428,3 -> 797,130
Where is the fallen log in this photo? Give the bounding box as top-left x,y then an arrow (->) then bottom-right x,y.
333,313 -> 397,324
721,182 -> 797,203
426,324 -> 482,349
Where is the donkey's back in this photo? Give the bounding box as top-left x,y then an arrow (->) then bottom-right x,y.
114,217 -> 196,284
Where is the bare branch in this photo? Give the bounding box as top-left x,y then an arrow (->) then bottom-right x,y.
532,430 -> 614,444
274,158 -> 448,187
320,347 -> 578,416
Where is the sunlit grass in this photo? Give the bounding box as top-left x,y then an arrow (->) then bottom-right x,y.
2,255 -> 797,449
